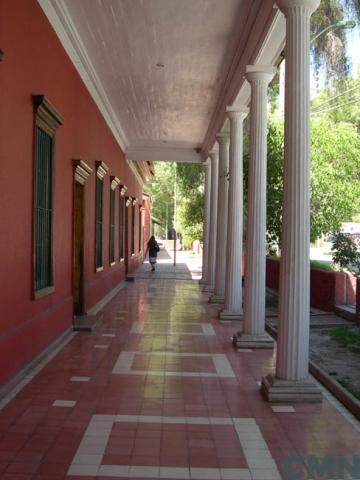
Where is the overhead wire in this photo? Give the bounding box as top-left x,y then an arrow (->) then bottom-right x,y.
312,96 -> 360,114
311,83 -> 360,112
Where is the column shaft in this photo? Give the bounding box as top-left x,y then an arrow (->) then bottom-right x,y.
220,109 -> 248,319
210,134 -> 229,303
200,160 -> 211,284
204,151 -> 219,291
235,66 -> 276,347
262,0 -> 321,402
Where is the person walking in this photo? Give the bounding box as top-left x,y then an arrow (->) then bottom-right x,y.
145,236 -> 160,272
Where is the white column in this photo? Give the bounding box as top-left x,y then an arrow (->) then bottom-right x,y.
199,159 -> 211,285
234,66 -> 276,347
203,151 -> 219,292
262,0 -> 321,402
210,133 -> 230,303
219,108 -> 248,320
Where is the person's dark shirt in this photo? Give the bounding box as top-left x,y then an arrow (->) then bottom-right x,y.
148,244 -> 158,257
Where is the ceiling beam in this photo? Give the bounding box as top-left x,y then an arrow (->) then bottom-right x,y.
126,147 -> 202,164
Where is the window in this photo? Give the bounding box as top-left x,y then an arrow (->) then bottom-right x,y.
95,161 -> 109,271
119,193 -> 126,259
131,202 -> 135,255
32,96 -> 63,297
109,188 -> 115,264
95,177 -> 103,269
109,176 -> 120,265
139,206 -> 142,252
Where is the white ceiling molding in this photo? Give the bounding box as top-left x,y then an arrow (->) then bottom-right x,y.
37,0 -> 128,151
202,6 -> 285,158
126,147 -> 202,164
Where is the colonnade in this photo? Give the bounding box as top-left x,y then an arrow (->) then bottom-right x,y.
200,0 -> 321,402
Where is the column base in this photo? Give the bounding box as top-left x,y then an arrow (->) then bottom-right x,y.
219,310 -> 243,321
203,285 -> 215,293
209,294 -> 224,304
233,332 -> 274,349
261,374 -> 322,403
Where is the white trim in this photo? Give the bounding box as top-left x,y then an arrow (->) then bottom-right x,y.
126,146 -> 202,164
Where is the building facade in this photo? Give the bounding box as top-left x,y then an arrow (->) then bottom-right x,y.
0,0 -> 152,389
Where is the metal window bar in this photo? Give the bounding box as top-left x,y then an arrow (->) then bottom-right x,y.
119,196 -> 125,259
109,188 -> 115,263
95,177 -> 103,268
138,207 -> 142,252
131,204 -> 135,254
35,127 -> 53,291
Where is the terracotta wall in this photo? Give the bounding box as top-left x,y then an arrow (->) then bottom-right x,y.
266,257 -> 356,311
0,0 -> 145,386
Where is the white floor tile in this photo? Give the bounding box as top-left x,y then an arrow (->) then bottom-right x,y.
52,400 -> 76,407
271,405 -> 295,413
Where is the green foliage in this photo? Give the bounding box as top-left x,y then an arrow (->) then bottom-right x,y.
176,164 -> 204,247
265,116 -> 360,246
311,0 -> 350,81
145,162 -> 175,237
331,231 -> 360,275
266,121 -> 284,246
311,76 -> 360,124
145,162 -> 204,246
311,118 -> 360,239
310,259 -> 337,271
328,325 -> 360,353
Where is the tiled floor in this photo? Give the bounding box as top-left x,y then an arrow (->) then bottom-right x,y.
0,256 -> 359,479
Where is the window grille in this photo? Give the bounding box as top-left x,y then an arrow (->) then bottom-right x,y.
109,188 -> 115,264
95,177 -> 103,269
32,95 -> 63,297
138,207 -> 142,252
35,127 -> 53,291
119,196 -> 125,259
131,204 -> 135,255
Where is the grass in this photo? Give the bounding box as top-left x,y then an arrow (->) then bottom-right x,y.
268,256 -> 337,272
310,259 -> 337,272
328,326 -> 360,354
338,379 -> 360,401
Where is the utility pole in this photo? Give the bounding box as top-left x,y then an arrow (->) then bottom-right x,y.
173,163 -> 177,266
165,203 -> 168,240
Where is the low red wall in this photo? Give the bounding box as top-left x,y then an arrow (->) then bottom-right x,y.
265,257 -> 357,312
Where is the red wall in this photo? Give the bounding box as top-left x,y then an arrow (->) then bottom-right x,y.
266,258 -> 336,311
0,0 -> 144,385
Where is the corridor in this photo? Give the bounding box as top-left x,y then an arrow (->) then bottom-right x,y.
0,253 -> 359,480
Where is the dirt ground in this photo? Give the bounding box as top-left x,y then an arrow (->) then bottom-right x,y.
310,329 -> 360,398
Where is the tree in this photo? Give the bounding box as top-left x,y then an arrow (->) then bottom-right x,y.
332,231 -> 360,322
310,0 -> 360,82
264,116 -> 360,245
145,162 -> 175,238
145,161 -> 204,247
176,163 -> 204,248
311,75 -> 360,125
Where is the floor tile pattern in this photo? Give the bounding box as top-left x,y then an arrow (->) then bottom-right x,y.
0,259 -> 359,479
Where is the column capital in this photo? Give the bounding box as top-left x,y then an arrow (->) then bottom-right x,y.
226,106 -> 249,121
245,65 -> 277,85
215,131 -> 230,145
208,150 -> 219,162
276,0 -> 320,15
